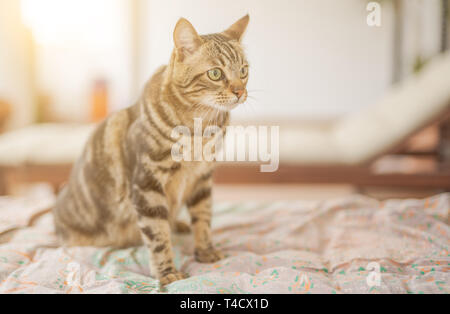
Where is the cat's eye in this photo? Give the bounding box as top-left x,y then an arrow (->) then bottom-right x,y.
207,68 -> 223,81
240,66 -> 249,79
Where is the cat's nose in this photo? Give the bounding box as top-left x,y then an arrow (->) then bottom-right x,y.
232,88 -> 245,99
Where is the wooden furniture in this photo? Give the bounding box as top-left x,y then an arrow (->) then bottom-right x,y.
215,112 -> 450,191
0,123 -> 93,195
0,118 -> 449,195
214,161 -> 450,189
0,164 -> 71,195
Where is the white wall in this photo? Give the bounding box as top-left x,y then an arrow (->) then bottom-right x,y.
138,0 -> 396,121
1,0 -> 441,125
401,0 -> 442,77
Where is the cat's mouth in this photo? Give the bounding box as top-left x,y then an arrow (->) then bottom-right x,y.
202,94 -> 246,112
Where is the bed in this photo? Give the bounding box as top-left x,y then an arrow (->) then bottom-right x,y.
0,188 -> 448,294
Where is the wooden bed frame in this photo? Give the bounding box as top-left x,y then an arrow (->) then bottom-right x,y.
0,110 -> 449,195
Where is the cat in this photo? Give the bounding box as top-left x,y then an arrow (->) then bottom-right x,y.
53,15 -> 250,286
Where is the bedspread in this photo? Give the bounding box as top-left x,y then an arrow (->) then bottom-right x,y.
0,190 -> 448,294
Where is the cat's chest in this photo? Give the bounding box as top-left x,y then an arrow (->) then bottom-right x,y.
165,161 -> 213,209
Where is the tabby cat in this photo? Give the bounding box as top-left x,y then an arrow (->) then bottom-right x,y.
53,15 -> 250,286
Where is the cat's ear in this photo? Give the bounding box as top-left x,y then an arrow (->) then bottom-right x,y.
223,15 -> 250,42
174,18 -> 202,59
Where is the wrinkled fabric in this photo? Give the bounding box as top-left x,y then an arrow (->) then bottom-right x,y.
0,192 -> 448,294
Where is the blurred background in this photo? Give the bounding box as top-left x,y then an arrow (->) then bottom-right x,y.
0,0 -> 449,200
0,0 -> 447,127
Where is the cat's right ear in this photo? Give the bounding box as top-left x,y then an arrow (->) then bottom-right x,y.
174,18 -> 202,60
223,15 -> 250,42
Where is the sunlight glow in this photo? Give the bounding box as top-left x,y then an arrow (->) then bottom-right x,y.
20,0 -> 118,47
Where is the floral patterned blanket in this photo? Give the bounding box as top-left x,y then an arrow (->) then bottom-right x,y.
0,189 -> 448,294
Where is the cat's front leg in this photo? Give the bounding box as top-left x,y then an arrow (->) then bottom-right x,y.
187,174 -> 224,264
138,217 -> 185,286
132,171 -> 185,286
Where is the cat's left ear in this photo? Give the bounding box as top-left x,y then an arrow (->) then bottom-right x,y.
174,18 -> 202,60
223,15 -> 250,42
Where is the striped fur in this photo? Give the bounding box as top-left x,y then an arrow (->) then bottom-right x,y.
53,16 -> 250,286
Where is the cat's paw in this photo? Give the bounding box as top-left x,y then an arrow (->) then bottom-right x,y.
174,221 -> 191,234
159,271 -> 186,286
195,248 -> 224,264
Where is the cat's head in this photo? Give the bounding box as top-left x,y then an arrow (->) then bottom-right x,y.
169,15 -> 250,112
